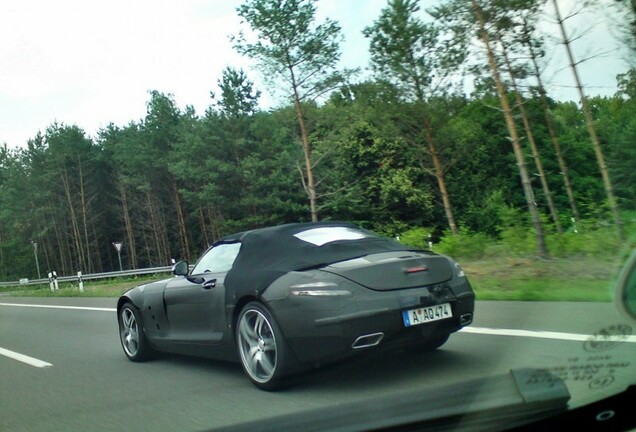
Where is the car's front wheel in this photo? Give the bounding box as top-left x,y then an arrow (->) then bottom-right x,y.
118,302 -> 153,362
236,301 -> 292,390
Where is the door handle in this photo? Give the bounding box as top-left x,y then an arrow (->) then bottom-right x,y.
203,279 -> 217,290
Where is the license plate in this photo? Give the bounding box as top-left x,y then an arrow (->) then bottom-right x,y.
402,303 -> 452,327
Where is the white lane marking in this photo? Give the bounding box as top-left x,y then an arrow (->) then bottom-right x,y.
0,347 -> 52,368
1,302 -> 635,344
460,326 -> 636,343
0,302 -> 115,312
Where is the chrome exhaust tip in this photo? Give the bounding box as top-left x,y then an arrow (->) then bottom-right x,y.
460,313 -> 473,326
351,332 -> 384,349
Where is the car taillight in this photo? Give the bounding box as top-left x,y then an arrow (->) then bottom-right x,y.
289,281 -> 351,296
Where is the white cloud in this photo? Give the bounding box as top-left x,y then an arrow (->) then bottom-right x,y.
0,0 -> 251,148
0,0 -> 629,149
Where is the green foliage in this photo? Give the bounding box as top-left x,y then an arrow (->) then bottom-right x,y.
0,2 -> 635,280
545,215 -> 636,258
1,80 -> 634,280
212,67 -> 261,118
396,227 -> 434,249
232,0 -> 349,101
364,0 -> 465,101
434,228 -> 492,259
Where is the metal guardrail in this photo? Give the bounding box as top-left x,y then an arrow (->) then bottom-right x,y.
0,266 -> 174,288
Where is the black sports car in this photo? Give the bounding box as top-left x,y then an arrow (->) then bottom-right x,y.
117,222 -> 475,390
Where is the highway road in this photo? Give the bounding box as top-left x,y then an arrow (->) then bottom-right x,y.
1,297 -> 635,431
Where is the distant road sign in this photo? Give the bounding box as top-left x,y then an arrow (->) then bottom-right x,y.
112,242 -> 122,253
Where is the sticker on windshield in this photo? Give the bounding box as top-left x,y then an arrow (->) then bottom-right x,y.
524,323 -> 633,393
294,227 -> 371,246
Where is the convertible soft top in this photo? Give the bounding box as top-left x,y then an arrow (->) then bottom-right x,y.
222,221 -> 422,298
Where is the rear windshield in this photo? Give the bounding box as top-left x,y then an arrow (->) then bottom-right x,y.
293,226 -> 372,246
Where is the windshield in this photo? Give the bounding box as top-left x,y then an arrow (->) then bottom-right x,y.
191,243 -> 241,274
0,0 -> 635,431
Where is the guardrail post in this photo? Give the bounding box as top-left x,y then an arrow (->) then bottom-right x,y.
48,272 -> 54,292
77,271 -> 84,292
52,271 -> 59,291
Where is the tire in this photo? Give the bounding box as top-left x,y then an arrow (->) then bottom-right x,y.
118,302 -> 153,362
236,301 -> 293,391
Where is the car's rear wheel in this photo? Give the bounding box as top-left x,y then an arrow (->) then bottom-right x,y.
118,302 -> 153,362
236,301 -> 292,390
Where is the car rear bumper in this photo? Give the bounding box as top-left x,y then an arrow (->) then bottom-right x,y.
268,282 -> 475,365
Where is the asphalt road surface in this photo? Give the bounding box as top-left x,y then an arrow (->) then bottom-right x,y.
1,298 -> 635,431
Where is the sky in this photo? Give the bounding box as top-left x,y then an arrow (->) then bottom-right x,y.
0,0 -> 631,150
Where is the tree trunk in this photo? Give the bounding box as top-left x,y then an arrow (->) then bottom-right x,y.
551,0 -> 624,239
199,206 -> 210,248
119,181 -> 137,269
522,18 -> 581,222
42,237 -> 52,278
146,190 -> 163,265
423,116 -> 459,235
404,38 -> 458,236
0,230 -> 4,278
289,66 -> 318,222
207,206 -> 221,243
497,34 -> 563,234
77,155 -> 93,273
171,176 -> 190,261
60,166 -> 85,271
91,225 -> 103,273
472,0 -> 548,258
48,200 -> 68,275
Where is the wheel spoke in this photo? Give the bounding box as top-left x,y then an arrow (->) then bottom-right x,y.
248,350 -> 260,372
239,316 -> 257,343
123,310 -> 134,329
259,352 -> 275,376
126,334 -> 138,353
254,314 -> 265,338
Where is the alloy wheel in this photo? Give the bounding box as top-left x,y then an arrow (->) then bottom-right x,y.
120,307 -> 140,358
237,308 -> 278,383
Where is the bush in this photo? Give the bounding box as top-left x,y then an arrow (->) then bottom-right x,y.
490,226 -> 536,257
395,213 -> 636,261
435,228 -> 492,259
546,224 -> 623,257
396,227 -> 433,249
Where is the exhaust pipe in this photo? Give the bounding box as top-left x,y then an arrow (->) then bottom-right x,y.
460,313 -> 473,326
352,332 -> 384,349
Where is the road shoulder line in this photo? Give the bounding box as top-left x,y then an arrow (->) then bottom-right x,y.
460,326 -> 636,343
0,302 -> 115,312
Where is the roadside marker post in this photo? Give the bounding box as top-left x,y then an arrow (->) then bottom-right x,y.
77,271 -> 84,292
112,242 -> 123,272
52,271 -> 58,291
48,272 -> 54,292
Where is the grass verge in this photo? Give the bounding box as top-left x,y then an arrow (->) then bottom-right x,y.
0,275 -> 164,298
462,257 -> 618,302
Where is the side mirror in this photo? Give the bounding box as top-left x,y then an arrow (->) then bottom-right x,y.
172,260 -> 189,277
616,250 -> 636,322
